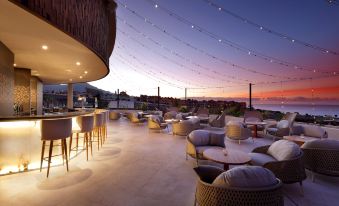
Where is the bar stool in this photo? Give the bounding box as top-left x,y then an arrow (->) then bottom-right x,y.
93,113 -> 104,149
40,118 -> 72,178
69,115 -> 94,161
102,111 -> 109,143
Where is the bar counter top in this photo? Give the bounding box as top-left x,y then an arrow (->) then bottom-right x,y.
0,109 -> 95,121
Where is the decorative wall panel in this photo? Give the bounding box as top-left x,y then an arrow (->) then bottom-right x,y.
11,0 -> 117,65
14,68 -> 31,114
0,42 -> 14,116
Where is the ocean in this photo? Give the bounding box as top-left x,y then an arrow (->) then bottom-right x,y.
253,104 -> 339,116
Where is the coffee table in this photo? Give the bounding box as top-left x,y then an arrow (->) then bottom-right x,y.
244,121 -> 267,138
203,148 -> 251,170
283,135 -> 318,146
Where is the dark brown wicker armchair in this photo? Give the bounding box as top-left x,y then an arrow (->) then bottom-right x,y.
251,145 -> 306,185
193,166 -> 284,206
301,140 -> 339,181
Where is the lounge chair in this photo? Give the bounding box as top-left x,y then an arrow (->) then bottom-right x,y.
226,121 -> 252,144
193,165 -> 283,206
249,140 -> 306,189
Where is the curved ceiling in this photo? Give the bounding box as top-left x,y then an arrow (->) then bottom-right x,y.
0,0 -> 109,84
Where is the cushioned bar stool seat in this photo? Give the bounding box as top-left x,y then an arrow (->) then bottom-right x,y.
40,118 -> 72,177
70,115 -> 94,161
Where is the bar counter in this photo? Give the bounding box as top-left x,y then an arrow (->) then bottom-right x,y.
0,109 -> 95,175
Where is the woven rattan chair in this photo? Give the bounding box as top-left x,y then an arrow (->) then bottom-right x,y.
301,139 -> 339,181
148,115 -> 168,132
251,145 -> 306,186
209,110 -> 226,128
226,121 -> 252,144
193,166 -> 284,206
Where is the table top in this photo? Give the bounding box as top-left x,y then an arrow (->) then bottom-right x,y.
244,121 -> 267,126
203,148 -> 251,165
165,119 -> 180,123
283,135 -> 318,144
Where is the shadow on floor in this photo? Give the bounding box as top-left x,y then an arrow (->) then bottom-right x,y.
36,168 -> 93,190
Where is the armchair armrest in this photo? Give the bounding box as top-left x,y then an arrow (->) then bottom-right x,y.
186,137 -> 197,157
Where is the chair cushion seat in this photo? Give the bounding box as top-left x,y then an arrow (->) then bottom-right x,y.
267,140 -> 301,161
196,146 -> 220,156
249,153 -> 277,166
212,166 -> 277,188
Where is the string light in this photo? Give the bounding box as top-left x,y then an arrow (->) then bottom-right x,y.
116,26 -> 249,85
117,22 -> 251,83
116,42 -> 211,88
201,0 -> 339,55
117,0 -> 339,76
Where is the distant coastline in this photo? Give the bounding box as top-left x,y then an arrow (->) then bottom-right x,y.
254,103 -> 339,116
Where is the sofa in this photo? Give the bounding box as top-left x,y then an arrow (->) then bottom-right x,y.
292,124 -> 328,139
186,129 -> 225,164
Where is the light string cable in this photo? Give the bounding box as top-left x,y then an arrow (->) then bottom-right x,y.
116,41 -> 241,90
117,1 -> 339,86
116,2 -> 303,80
116,25 -> 249,86
115,41 -> 213,88
201,0 -> 339,55
114,54 -> 185,89
117,21 -> 251,84
141,0 -> 339,75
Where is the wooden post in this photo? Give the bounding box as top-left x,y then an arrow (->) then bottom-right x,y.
117,89 -> 120,109
249,83 -> 252,110
185,88 -> 187,100
157,87 -> 160,109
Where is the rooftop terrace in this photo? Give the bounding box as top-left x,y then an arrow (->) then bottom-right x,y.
1,117 -> 338,206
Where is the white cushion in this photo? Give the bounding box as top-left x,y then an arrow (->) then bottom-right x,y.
212,166 -> 277,188
188,130 -> 210,146
303,125 -> 327,138
249,153 -> 277,166
267,140 -> 300,161
277,120 -> 289,129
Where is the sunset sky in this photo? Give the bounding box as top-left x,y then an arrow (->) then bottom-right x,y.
90,0 -> 339,103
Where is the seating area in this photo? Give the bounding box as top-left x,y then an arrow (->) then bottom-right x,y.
1,113 -> 339,205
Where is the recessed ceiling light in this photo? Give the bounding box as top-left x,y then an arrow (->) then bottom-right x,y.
84,71 -> 88,74
65,69 -> 72,72
13,63 -> 16,67
79,76 -> 83,79
70,79 -> 73,82
76,62 -> 81,66
42,45 -> 48,50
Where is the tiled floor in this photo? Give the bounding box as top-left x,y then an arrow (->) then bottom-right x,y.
1,118 -> 338,206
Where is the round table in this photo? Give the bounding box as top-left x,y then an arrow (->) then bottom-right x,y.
203,148 -> 251,170
283,135 -> 318,146
244,121 -> 267,138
